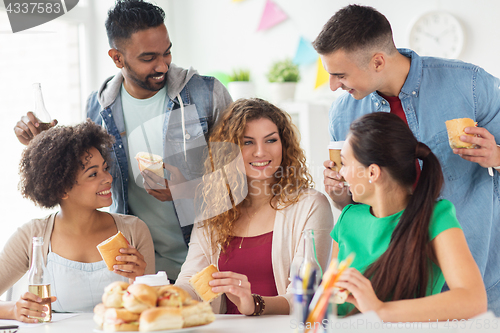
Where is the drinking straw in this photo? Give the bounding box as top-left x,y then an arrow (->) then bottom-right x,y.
307,259 -> 338,314
305,253 -> 355,333
302,267 -> 317,322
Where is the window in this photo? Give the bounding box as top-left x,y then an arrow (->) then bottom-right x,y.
0,10 -> 83,249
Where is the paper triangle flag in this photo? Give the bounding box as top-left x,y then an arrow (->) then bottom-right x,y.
257,0 -> 288,31
293,37 -> 318,66
315,57 -> 330,89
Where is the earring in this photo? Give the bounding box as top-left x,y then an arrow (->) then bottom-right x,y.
368,179 -> 372,183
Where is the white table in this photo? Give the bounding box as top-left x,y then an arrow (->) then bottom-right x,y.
16,313 -> 292,333
14,311 -> 500,333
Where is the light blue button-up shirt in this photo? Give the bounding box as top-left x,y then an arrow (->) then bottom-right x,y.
329,49 -> 500,314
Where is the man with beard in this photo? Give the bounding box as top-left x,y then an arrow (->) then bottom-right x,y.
14,0 -> 232,282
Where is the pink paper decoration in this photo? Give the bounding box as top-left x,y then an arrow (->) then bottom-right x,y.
257,0 -> 288,31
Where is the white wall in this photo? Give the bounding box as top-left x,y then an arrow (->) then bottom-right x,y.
165,0 -> 500,104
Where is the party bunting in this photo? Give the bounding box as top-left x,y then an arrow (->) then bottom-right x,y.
315,57 -> 329,89
257,0 -> 288,31
293,37 -> 318,66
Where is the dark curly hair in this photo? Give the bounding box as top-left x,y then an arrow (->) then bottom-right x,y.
18,120 -> 115,209
106,0 -> 165,48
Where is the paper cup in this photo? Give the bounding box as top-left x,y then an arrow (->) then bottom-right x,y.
135,152 -> 164,178
134,271 -> 170,287
328,141 -> 345,181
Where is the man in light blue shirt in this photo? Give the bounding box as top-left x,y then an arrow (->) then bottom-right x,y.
316,5 -> 500,315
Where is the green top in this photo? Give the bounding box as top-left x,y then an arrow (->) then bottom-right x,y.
331,199 -> 461,316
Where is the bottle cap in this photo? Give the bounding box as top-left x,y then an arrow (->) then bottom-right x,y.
134,271 -> 170,286
32,237 -> 44,246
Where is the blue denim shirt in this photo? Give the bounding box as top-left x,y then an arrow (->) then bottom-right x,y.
329,49 -> 500,313
86,70 -> 232,247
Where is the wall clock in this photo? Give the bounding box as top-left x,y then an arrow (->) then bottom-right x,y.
409,11 -> 465,59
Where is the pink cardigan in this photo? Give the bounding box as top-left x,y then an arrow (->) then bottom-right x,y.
175,188 -> 334,313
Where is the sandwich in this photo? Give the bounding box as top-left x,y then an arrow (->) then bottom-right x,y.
97,231 -> 130,271
139,307 -> 183,332
135,152 -> 164,178
103,308 -> 140,332
180,300 -> 216,328
332,287 -> 350,304
122,283 -> 157,314
157,285 -> 192,307
93,303 -> 107,328
102,281 -> 130,308
188,264 -> 222,303
445,118 -> 477,149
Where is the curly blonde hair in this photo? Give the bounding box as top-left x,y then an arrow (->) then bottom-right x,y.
197,98 -> 313,253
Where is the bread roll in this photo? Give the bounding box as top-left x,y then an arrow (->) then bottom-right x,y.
332,287 -> 350,304
157,285 -> 192,307
93,303 -> 106,328
123,284 -> 157,314
180,300 -> 216,328
102,281 -> 129,308
188,264 -> 222,303
103,308 -> 140,332
97,231 -> 130,271
445,118 -> 477,149
139,307 -> 183,332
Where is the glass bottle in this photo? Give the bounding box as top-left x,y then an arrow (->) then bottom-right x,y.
32,83 -> 53,131
292,229 -> 323,332
27,237 -> 52,322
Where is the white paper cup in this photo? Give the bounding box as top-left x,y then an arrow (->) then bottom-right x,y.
134,271 -> 170,287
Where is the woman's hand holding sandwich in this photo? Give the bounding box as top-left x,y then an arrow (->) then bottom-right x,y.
209,271 -> 255,315
335,268 -> 383,314
113,246 -> 147,282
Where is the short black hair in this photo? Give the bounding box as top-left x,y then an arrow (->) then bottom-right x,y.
313,4 -> 395,55
105,0 -> 165,48
18,120 -> 115,209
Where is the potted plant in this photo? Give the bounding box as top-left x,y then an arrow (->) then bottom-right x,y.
227,68 -> 256,100
266,58 -> 300,103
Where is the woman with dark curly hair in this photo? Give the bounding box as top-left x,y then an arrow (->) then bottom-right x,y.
175,98 -> 333,315
0,121 -> 154,322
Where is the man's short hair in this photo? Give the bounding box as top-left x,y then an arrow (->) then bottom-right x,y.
313,5 -> 395,56
105,0 -> 165,49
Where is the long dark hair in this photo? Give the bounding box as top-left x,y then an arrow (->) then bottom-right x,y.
347,112 -> 444,311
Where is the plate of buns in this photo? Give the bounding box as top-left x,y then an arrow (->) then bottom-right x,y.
94,280 -> 215,332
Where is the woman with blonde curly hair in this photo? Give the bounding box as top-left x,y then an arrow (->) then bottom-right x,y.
176,98 -> 333,315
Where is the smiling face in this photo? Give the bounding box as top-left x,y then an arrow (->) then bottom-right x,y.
115,24 -> 172,99
241,118 -> 283,181
62,147 -> 113,210
321,49 -> 379,100
339,137 -> 372,203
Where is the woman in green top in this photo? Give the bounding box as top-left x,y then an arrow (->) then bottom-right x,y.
332,112 -> 486,321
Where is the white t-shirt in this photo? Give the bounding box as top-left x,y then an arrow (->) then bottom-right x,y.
121,85 -> 187,280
